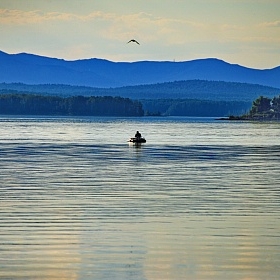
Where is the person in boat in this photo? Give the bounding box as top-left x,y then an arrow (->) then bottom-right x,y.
135,131 -> 141,139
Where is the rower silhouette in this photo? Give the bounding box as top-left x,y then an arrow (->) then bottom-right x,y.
135,131 -> 141,138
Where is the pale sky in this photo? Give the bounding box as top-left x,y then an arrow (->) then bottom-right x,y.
0,0 -> 279,69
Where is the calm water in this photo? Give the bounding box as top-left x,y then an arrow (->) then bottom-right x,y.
0,116 -> 280,280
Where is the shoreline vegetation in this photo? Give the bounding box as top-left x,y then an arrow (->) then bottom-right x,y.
1,82 -> 279,117
0,94 -> 144,117
220,95 -> 280,121
0,91 -> 252,117
0,91 -> 279,119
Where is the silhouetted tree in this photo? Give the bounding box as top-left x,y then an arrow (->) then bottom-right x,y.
250,96 -> 271,116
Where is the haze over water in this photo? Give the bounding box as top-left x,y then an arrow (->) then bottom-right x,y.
1,116 -> 280,279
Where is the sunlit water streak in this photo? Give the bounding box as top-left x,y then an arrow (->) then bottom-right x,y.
0,116 -> 280,279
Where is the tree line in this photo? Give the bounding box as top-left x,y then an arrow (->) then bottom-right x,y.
229,95 -> 280,120
141,99 -> 251,117
248,95 -> 280,120
0,94 -> 144,116
0,92 -> 252,117
1,92 -> 278,118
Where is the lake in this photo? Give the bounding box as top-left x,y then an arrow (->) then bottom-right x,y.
0,116 -> 280,280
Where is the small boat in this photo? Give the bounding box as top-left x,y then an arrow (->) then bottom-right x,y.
128,137 -> 146,144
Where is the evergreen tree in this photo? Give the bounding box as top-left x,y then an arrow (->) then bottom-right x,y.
250,96 -> 271,116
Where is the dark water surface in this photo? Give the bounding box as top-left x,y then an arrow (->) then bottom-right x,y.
1,116 -> 280,279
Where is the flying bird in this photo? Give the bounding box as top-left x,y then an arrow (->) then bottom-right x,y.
127,39 -> 140,45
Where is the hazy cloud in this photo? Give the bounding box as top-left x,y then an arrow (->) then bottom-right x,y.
0,6 -> 279,68
1,8 -> 276,45
259,20 -> 280,27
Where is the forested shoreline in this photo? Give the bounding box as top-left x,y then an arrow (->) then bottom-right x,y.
228,95 -> 280,121
0,81 -> 279,117
0,92 -> 251,117
142,99 -> 251,117
0,91 -> 278,118
0,94 -> 144,116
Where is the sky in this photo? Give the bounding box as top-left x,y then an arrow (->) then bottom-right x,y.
0,0 -> 279,69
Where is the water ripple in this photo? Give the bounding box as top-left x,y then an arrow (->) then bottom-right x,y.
1,118 -> 280,279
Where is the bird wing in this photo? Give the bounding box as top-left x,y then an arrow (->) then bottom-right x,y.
127,39 -> 140,45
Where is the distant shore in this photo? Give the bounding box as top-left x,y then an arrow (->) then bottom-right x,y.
217,115 -> 280,121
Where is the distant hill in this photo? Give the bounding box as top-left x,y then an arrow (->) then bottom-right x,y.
1,50 -> 280,88
1,80 -> 279,101
4,81 -> 280,116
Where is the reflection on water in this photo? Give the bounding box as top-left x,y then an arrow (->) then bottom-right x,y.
0,117 -> 280,279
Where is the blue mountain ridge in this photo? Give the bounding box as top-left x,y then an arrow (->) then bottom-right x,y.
1,50 -> 280,88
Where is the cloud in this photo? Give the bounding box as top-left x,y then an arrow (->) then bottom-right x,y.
0,9 -> 78,24
0,8 -> 250,45
99,12 -> 211,45
0,9 -> 122,25
1,8 -> 279,68
0,8 -> 207,44
259,20 -> 280,28
1,8 -> 276,47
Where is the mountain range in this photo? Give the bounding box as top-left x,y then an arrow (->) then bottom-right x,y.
1,50 -> 280,89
